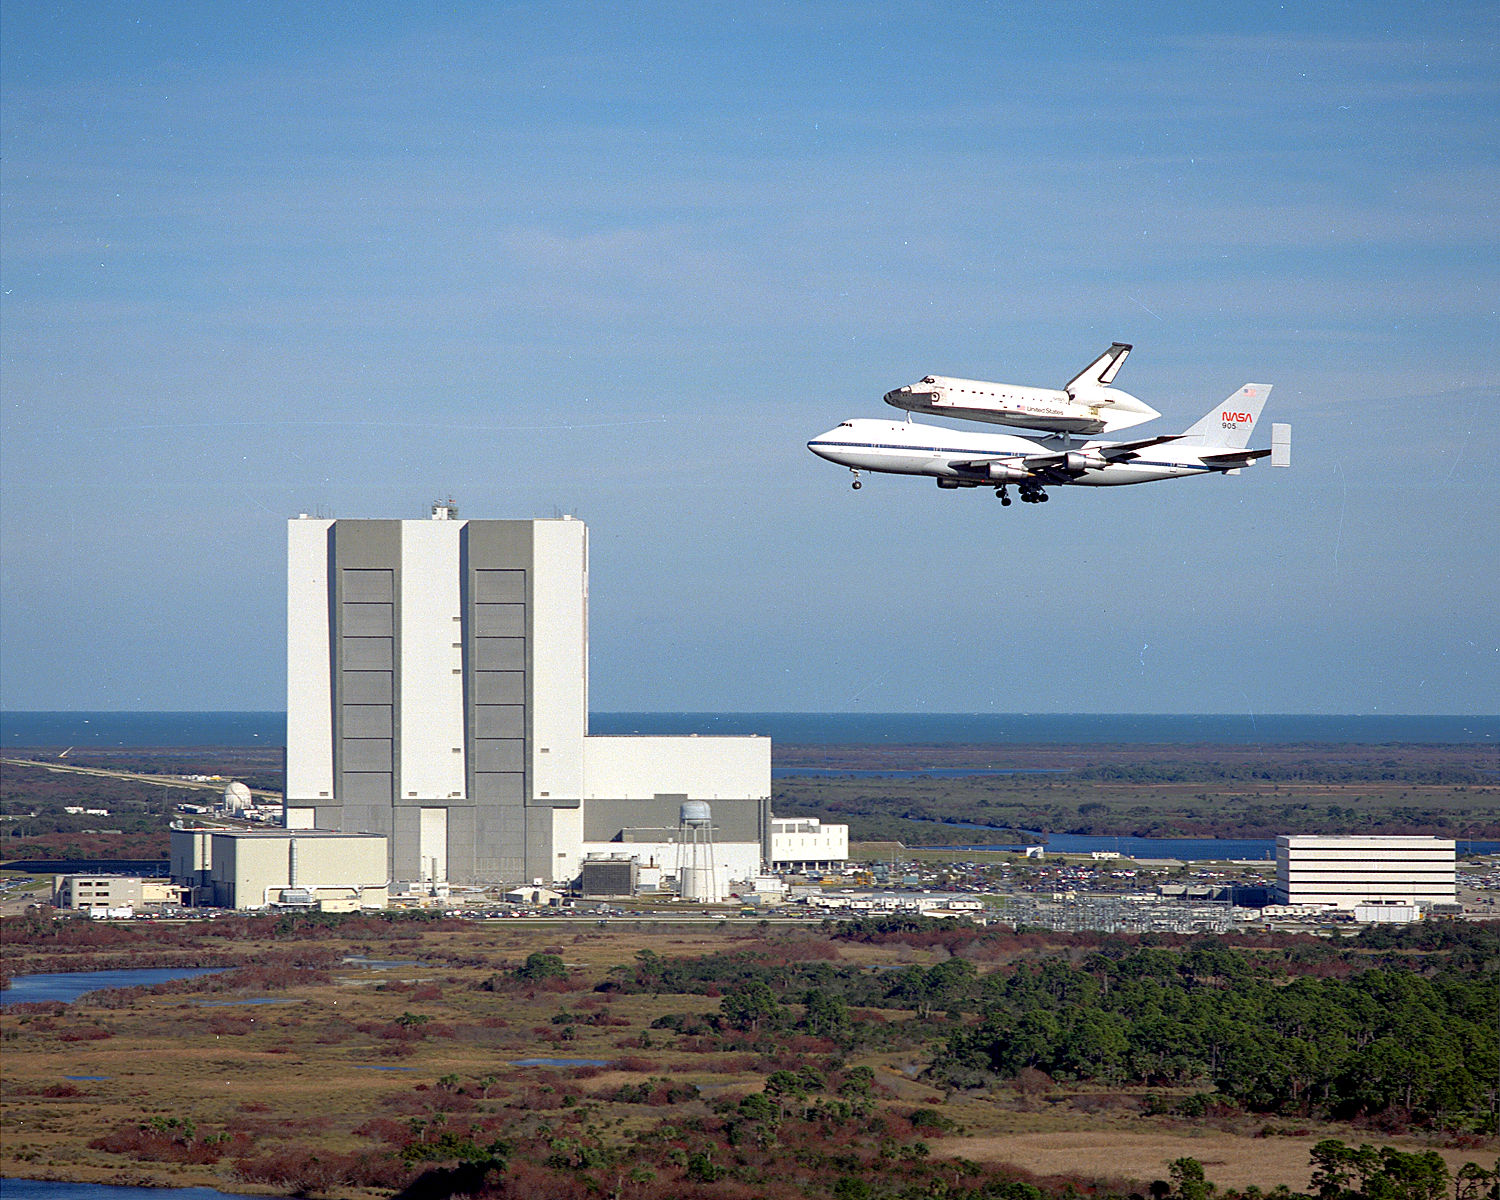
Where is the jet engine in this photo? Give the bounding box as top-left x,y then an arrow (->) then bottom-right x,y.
1063,450 -> 1107,474
986,462 -> 1030,483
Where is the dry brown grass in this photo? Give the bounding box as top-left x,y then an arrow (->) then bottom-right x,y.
931,1130 -> 1493,1191
5,920 -> 1496,1198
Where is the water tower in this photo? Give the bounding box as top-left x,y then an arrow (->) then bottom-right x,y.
675,801 -> 724,903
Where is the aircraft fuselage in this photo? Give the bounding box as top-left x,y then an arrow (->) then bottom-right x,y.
884,376 -> 1159,435
807,418 -> 1255,488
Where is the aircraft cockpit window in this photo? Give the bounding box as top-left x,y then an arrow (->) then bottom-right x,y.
839,421 -> 853,428
921,376 -> 936,384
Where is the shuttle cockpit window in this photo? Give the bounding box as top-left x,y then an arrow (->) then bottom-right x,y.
921,376 -> 936,384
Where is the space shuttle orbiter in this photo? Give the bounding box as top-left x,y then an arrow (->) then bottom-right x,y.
883,342 -> 1161,435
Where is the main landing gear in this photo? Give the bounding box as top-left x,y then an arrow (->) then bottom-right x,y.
850,469 -> 862,490
998,483 -> 1048,505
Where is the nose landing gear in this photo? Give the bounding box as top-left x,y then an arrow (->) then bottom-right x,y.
850,469 -> 862,490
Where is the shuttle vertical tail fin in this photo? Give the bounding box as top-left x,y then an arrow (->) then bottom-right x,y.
1179,384 -> 1272,448
1064,342 -> 1132,393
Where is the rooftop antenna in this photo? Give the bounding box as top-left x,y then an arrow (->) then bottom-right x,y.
431,497 -> 458,520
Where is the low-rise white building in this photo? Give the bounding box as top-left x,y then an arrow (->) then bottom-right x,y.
1353,901 -> 1421,924
800,891 -> 988,916
576,838 -> 764,894
1275,835 -> 1456,910
770,817 -> 848,871
170,827 -> 388,910
53,875 -> 183,912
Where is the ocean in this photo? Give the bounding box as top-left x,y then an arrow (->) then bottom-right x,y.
1,710 -> 1495,747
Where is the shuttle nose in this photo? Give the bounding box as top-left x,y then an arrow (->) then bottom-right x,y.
885,384 -> 936,410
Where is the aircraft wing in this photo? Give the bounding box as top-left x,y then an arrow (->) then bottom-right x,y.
948,435 -> 1182,482
948,456 -> 1030,476
948,435 -> 1182,483
1021,434 -> 1182,470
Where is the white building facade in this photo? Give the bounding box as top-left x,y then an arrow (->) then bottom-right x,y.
1274,835 -> 1456,911
770,817 -> 849,871
286,511 -> 772,887
170,828 -> 389,910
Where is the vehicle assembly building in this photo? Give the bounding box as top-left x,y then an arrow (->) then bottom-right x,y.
285,507 -> 779,888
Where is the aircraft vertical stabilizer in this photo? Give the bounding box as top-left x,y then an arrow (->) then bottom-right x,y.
1179,384 -> 1272,448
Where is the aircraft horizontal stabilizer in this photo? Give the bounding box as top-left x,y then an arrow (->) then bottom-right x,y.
1200,448 -> 1272,468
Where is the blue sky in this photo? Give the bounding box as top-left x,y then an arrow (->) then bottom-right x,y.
2,1 -> 1496,714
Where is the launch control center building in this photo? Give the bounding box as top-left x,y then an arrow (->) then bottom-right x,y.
284,508 -> 773,887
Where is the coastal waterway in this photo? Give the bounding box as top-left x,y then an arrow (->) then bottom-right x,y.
0,1181 -> 285,1200
0,967 -> 226,1007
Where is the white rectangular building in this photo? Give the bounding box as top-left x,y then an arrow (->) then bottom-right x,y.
1274,835 -> 1456,911
287,509 -> 772,886
53,875 -> 183,912
170,827 -> 388,910
771,817 -> 849,870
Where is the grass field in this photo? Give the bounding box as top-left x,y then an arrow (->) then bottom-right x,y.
3,916 -> 1495,1199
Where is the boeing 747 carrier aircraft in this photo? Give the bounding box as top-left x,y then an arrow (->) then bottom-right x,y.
809,385 -> 1290,506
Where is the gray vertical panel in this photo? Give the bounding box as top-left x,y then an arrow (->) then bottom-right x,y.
342,569 -> 394,600
341,773 -> 391,803
332,521 -> 401,832
343,637 -> 394,670
343,673 -> 393,703
473,772 -> 523,801
474,705 -> 524,738
392,806 -> 421,882
447,805 -> 476,885
341,602 -> 394,635
342,705 -> 392,737
343,799 -> 392,839
474,739 -> 524,772
474,569 -> 526,602
525,809 -> 554,882
474,603 -> 525,636
342,738 -> 393,772
462,521 -> 533,882
475,672 -> 524,703
474,638 -> 525,670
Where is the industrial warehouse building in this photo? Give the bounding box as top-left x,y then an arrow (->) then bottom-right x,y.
1274,835 -> 1457,911
171,827 -> 389,910
285,508 -> 794,888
